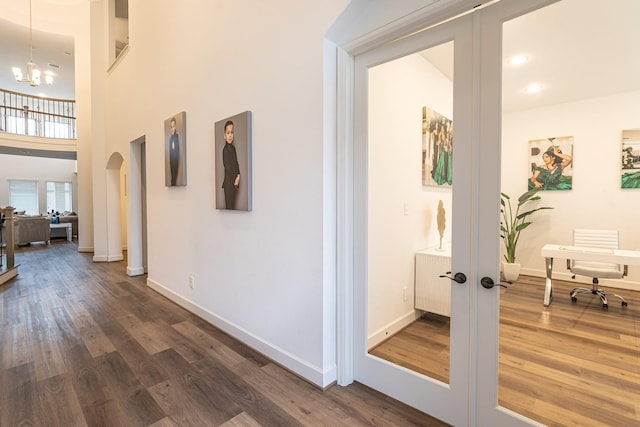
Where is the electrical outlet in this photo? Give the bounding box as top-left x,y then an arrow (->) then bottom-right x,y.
189,276 -> 195,289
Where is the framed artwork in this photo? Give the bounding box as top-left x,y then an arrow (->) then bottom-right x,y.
164,111 -> 187,187
621,129 -> 640,189
528,136 -> 573,191
422,106 -> 453,187
215,111 -> 252,211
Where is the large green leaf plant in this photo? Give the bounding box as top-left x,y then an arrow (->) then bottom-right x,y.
500,189 -> 553,264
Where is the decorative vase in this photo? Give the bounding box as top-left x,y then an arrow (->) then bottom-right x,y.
502,262 -> 521,282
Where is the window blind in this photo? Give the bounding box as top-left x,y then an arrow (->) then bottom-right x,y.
9,180 -> 38,215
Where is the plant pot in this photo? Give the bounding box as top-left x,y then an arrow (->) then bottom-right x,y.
502,262 -> 521,282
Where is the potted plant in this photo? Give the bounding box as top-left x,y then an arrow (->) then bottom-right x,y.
500,189 -> 553,281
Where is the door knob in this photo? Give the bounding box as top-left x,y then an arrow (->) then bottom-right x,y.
440,271 -> 467,284
480,276 -> 509,289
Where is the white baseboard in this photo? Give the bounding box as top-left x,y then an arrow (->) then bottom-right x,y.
78,246 -> 93,253
146,278 -> 336,388
93,254 -> 124,262
127,266 -> 145,276
367,309 -> 422,350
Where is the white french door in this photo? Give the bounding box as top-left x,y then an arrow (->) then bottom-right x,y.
348,1 -> 559,426
352,12 -> 474,427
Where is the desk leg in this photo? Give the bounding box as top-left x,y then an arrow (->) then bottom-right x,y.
544,257 -> 553,307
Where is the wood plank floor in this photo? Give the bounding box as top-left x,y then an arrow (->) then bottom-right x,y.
371,275 -> 640,427
1,242 -> 449,427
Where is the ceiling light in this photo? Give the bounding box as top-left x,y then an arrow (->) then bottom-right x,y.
507,55 -> 528,66
12,0 -> 53,87
525,83 -> 543,94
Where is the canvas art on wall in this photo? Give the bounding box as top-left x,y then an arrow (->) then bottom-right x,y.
422,106 -> 453,187
215,111 -> 252,211
621,129 -> 640,189
528,136 -> 573,191
164,111 -> 187,187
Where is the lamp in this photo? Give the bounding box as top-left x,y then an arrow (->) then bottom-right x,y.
12,0 -> 53,87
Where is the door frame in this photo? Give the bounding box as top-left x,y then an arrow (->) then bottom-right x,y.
335,0 -> 559,425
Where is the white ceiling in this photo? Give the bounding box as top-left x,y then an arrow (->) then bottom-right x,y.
0,17 -> 75,100
0,0 -> 639,110
421,0 -> 640,113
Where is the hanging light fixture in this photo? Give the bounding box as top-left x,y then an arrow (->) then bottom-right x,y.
12,0 -> 53,87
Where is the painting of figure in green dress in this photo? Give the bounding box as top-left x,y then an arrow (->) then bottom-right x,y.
422,106 -> 453,187
528,136 -> 574,191
621,129 -> 640,189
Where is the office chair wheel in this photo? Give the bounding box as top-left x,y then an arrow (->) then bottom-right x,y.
571,296 -> 577,303
622,301 -> 628,307
602,303 -> 608,310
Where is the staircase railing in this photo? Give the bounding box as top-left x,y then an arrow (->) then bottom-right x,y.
0,88 -> 76,140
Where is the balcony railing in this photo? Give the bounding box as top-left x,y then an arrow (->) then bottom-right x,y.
0,88 -> 76,140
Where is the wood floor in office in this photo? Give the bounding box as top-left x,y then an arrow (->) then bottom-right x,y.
371,275 -> 640,427
1,242 -> 448,427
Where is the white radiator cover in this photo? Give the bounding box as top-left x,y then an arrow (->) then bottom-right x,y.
415,246 -> 452,317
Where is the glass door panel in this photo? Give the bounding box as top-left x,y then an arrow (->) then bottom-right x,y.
493,0 -> 640,425
353,14 -> 473,426
367,41 -> 454,385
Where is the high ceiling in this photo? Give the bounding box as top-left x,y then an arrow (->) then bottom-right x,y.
0,0 -> 128,100
0,0 -> 639,110
0,17 -> 75,100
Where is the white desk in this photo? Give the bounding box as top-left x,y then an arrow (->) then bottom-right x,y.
50,222 -> 72,242
541,244 -> 640,306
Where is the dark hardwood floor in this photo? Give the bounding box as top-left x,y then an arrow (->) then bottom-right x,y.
1,242 -> 449,427
371,275 -> 640,427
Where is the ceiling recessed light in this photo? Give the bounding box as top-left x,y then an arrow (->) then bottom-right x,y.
525,83 -> 543,94
507,55 -> 528,66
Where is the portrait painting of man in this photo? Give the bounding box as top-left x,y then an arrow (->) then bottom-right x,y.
215,111 -> 252,211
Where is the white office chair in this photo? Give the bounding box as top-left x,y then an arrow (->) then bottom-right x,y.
568,229 -> 628,309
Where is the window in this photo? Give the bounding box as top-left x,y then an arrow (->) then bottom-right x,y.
46,181 -> 73,213
9,180 -> 38,215
113,0 -> 129,61
4,115 -> 37,135
44,120 -> 72,139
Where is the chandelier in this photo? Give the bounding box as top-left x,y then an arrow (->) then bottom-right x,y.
12,0 -> 53,87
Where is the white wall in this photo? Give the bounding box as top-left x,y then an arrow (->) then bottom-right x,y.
368,53 -> 453,346
0,153 -> 77,214
100,0 -> 631,388
502,90 -> 640,289
366,63 -> 640,345
100,0 -> 350,387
